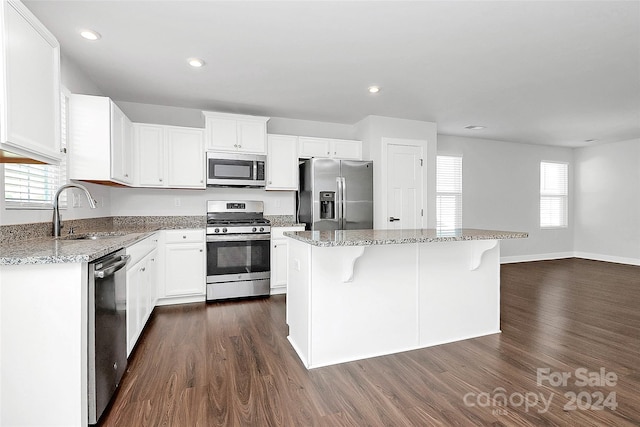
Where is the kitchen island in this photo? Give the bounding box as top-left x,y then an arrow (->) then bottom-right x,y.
284,228 -> 528,369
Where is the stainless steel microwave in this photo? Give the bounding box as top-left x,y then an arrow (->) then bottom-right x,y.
206,152 -> 266,187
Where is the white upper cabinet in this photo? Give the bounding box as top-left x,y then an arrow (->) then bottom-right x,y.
167,126 -> 205,188
69,94 -> 134,185
298,136 -> 362,160
0,0 -> 61,164
134,123 -> 204,188
203,111 -> 269,154
266,134 -> 298,190
110,103 -> 134,184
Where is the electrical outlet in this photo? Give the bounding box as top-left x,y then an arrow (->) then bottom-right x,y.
174,198 -> 181,207
72,193 -> 81,208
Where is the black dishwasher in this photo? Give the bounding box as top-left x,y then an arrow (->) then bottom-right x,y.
88,249 -> 130,424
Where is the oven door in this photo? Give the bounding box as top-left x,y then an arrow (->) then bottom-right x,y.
206,233 -> 270,284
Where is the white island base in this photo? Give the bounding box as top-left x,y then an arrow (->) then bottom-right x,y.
286,234 -> 507,369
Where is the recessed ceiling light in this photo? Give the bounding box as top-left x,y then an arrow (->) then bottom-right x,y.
187,58 -> 205,68
464,125 -> 486,130
584,139 -> 598,143
368,86 -> 380,94
79,29 -> 101,41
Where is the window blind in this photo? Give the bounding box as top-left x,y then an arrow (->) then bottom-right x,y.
540,161 -> 568,228
4,93 -> 68,209
436,155 -> 462,231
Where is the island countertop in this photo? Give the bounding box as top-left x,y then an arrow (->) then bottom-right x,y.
284,228 -> 528,247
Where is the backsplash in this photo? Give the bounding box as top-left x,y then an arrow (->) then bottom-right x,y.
0,216 -> 205,243
0,215 -> 302,244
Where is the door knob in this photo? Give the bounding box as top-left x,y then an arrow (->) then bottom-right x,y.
389,217 -> 400,222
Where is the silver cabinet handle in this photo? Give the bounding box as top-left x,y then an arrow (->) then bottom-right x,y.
389,217 -> 400,222
159,178 -> 163,182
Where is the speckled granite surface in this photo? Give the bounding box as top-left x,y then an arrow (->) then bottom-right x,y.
0,232 -> 155,265
265,215 -> 305,228
284,228 -> 528,247
0,216 -> 206,265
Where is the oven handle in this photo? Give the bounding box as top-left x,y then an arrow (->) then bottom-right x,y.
206,233 -> 271,242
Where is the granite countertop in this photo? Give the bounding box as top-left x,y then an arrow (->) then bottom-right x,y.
0,216 -> 207,266
0,230 -> 156,265
284,228 -> 529,247
265,215 -> 305,228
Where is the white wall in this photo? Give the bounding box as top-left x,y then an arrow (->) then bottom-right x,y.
437,135 -> 574,260
573,138 -> 640,264
117,100 -> 355,139
109,186 -> 295,217
355,115 -> 438,228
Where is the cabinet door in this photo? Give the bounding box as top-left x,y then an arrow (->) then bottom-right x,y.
110,103 -> 133,184
206,117 -> 237,151
299,137 -> 330,158
138,256 -> 152,329
266,134 -> 298,190
270,238 -> 289,290
167,127 -> 205,188
135,124 -> 165,186
164,243 -> 205,296
126,264 -> 142,356
147,249 -> 158,308
1,0 -> 61,164
237,120 -> 266,154
332,139 -> 362,160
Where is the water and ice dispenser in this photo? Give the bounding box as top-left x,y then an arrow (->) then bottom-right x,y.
319,191 -> 335,219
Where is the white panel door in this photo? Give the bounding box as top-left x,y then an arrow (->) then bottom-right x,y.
386,144 -> 423,230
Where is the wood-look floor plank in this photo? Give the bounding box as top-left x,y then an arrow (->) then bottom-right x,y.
99,258 -> 640,426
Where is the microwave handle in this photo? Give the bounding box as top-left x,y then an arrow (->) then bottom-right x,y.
253,162 -> 258,180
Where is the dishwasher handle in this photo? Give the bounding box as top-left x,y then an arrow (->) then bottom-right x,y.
94,255 -> 131,279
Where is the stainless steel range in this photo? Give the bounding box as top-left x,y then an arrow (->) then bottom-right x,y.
206,200 -> 271,301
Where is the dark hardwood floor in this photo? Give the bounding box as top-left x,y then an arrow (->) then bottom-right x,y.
100,258 -> 640,426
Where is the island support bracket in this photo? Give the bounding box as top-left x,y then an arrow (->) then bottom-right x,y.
469,240 -> 498,271
341,246 -> 366,282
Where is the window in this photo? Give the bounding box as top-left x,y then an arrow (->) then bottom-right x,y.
436,155 -> 462,231
540,161 -> 568,228
4,92 -> 68,209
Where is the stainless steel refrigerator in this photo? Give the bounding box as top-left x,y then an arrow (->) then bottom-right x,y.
298,158 -> 373,231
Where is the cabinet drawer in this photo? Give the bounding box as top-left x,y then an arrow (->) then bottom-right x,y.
165,229 -> 204,243
271,226 -> 305,240
126,233 -> 158,266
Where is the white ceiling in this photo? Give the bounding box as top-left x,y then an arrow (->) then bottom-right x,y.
24,1 -> 640,147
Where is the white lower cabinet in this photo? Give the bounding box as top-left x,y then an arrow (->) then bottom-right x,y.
125,234 -> 158,356
270,226 -> 305,294
156,229 -> 206,305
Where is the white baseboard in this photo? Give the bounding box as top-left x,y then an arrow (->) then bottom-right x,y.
573,252 -> 640,266
501,252 -> 640,266
500,252 -> 574,264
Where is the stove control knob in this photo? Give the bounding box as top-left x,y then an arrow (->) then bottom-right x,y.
222,227 -> 227,233
214,228 -> 220,233
252,227 -> 257,232
259,227 -> 265,232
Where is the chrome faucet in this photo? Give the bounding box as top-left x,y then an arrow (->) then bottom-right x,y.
53,183 -> 97,237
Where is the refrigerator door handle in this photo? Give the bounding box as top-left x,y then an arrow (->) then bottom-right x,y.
336,176 -> 344,229
341,176 -> 347,229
